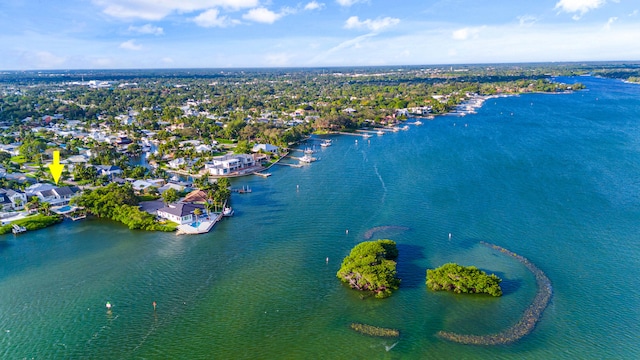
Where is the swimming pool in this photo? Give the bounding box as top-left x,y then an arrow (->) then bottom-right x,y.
57,205 -> 73,212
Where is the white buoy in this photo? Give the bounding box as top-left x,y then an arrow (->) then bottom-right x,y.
346,229 -> 349,234
106,302 -> 112,310
448,233 -> 452,240
326,257 -> 329,263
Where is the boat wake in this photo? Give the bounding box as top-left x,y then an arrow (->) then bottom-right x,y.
373,164 -> 387,204
385,341 -> 398,351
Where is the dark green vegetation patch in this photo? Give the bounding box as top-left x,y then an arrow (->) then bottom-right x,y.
426,263 -> 502,297
337,239 -> 400,298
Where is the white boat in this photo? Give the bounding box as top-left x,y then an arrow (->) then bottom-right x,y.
222,207 -> 234,217
299,154 -> 316,163
402,125 -> 410,131
320,141 -> 331,147
376,130 -> 385,135
362,133 -> 372,138
304,148 -> 314,155
414,120 -> 423,125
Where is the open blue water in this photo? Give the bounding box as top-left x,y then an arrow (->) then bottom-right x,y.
1,76 -> 639,359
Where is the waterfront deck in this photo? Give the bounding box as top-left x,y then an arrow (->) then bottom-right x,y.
176,212 -> 223,235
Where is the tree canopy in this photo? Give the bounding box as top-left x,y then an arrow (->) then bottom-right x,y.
71,183 -> 175,231
336,239 -> 400,299
426,263 -> 502,297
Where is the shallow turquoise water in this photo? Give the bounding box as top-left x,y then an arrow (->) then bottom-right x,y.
1,76 -> 639,359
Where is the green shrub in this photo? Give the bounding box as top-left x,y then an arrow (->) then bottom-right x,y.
337,239 -> 400,298
426,263 -> 502,297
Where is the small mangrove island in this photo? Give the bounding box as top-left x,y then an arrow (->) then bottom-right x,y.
426,263 -> 503,297
436,242 -> 553,345
336,239 -> 400,299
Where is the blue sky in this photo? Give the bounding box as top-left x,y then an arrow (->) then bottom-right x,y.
1,0 -> 639,69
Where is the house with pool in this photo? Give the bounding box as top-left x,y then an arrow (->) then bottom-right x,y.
156,202 -> 207,225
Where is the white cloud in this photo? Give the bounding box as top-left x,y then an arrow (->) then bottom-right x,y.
34,51 -> 67,68
517,15 -> 538,26
265,53 -> 293,66
604,16 -> 618,30
242,7 -> 284,24
309,33 -> 377,63
93,0 -> 259,20
193,8 -> 235,27
92,58 -> 115,67
128,24 -> 164,35
452,27 -> 483,40
336,0 -> 366,6
119,39 -> 143,50
344,16 -> 400,32
304,1 -> 324,11
630,10 -> 638,17
555,0 -> 607,19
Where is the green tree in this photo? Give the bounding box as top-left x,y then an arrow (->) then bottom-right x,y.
162,188 -> 179,205
426,263 -> 502,297
337,239 -> 400,298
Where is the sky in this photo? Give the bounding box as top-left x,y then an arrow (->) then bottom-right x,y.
0,0 -> 639,70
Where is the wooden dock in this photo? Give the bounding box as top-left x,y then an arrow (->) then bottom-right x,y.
231,186 -> 252,193
253,172 -> 272,178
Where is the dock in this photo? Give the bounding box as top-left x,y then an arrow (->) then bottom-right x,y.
275,162 -> 303,168
231,186 -> 252,193
176,212 -> 224,235
12,224 -> 27,234
253,172 -> 272,178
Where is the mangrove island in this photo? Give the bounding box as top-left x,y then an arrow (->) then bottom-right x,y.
426,263 -> 502,297
337,239 -> 400,299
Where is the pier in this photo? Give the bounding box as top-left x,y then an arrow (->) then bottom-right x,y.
275,163 -> 303,168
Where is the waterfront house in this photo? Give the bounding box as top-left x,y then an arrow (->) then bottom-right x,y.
0,189 -> 27,211
168,157 -> 187,169
27,184 -> 80,206
156,203 -> 206,225
182,189 -> 209,204
204,154 -> 256,176
0,192 -> 13,212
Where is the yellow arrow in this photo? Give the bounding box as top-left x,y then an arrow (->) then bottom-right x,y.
48,150 -> 64,185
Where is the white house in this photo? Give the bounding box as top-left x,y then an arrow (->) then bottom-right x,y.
168,157 -> 187,169
26,184 -> 80,205
0,189 -> 27,211
156,203 -> 206,225
194,144 -> 213,153
132,180 -> 154,192
252,143 -> 279,155
204,154 -> 256,176
94,165 -> 123,178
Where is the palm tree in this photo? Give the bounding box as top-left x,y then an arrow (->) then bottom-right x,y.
40,201 -> 51,216
26,196 -> 40,213
193,208 -> 201,223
